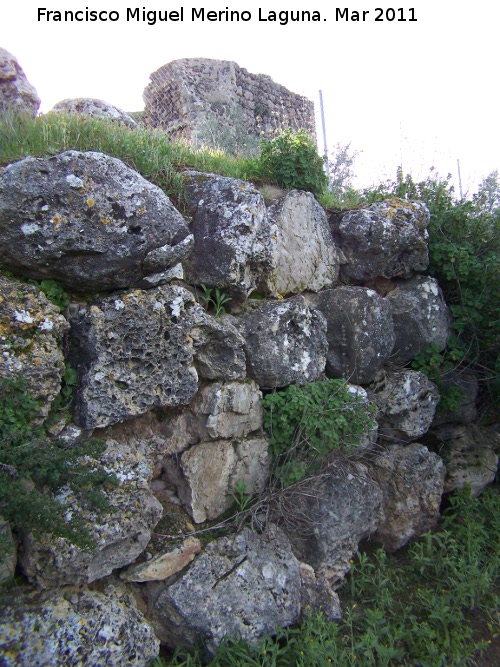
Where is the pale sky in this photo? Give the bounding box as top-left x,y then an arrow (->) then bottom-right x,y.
2,0 -> 499,192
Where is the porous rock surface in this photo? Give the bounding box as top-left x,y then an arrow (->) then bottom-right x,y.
387,275 -> 452,363
265,190 -> 340,295
0,48 -> 40,115
19,439 -> 163,588
51,97 -> 138,127
284,463 -> 383,586
182,171 -> 273,300
372,443 -> 445,551
0,274 -> 69,418
149,525 -> 301,654
368,370 -> 440,441
0,150 -> 193,291
238,296 -> 328,388
68,285 -> 203,429
0,583 -> 159,667
428,424 -> 499,496
314,286 -> 395,384
333,198 -> 430,283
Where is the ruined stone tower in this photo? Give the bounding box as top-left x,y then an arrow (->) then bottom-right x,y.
142,58 -> 316,146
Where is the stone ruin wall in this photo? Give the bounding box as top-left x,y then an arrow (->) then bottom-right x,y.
142,58 -> 316,143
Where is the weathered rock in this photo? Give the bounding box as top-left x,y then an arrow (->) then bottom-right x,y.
429,425 -> 499,496
284,463 -> 383,587
68,285 -> 202,429
121,537 -> 201,582
0,583 -> 159,666
195,379 -> 264,440
265,190 -> 340,295
0,151 -> 193,291
368,370 -> 440,441
298,563 -> 342,621
314,286 -> 395,384
0,517 -> 16,584
387,275 -> 452,363
182,171 -> 273,300
51,97 -> 138,127
150,525 -> 300,653
372,443 -> 445,551
19,439 -> 162,588
333,198 -> 429,283
0,274 -> 69,418
238,296 -> 328,388
191,313 -> 247,381
0,48 -> 40,116
432,370 -> 479,425
171,436 -> 270,523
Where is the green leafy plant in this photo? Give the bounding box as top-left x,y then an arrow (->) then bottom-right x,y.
28,279 -> 70,310
257,128 -> 328,197
0,374 -> 117,564
262,379 -> 376,488
229,480 -> 254,514
197,284 -> 232,316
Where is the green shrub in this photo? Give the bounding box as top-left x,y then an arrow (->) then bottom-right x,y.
262,379 -> 376,487
257,128 -> 328,197
0,375 -> 117,563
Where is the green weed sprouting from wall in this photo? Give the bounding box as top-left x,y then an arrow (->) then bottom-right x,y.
257,128 -> 329,198
262,379 -> 376,488
0,374 -> 117,566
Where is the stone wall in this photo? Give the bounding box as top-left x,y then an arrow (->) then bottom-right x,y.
142,58 -> 316,143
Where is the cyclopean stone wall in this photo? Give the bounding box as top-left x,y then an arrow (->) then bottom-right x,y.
142,58 -> 316,142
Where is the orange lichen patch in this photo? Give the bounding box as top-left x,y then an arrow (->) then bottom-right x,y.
383,198 -> 414,218
136,207 -> 147,217
86,198 -> 95,207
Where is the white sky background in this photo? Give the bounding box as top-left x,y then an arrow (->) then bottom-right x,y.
1,0 -> 499,193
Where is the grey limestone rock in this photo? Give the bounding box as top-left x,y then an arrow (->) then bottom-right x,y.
0,48 -> 40,116
190,312 -> 247,381
387,275 -> 452,364
284,463 -> 383,587
238,296 -> 328,389
429,424 -> 499,496
182,171 -> 273,300
68,285 -> 202,429
372,443 -> 445,552
314,286 -> 395,384
0,583 -> 160,667
432,370 -> 479,426
265,190 -> 340,295
298,563 -> 342,621
150,525 -> 300,654
368,370 -> 440,441
51,97 -> 138,127
0,150 -> 193,291
0,274 -> 69,419
334,198 -> 430,283
19,439 -> 162,588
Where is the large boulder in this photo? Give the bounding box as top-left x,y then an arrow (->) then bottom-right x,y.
51,98 -> 138,128
19,439 -> 163,588
314,286 -> 395,384
265,190 -> 340,295
0,274 -> 69,418
149,525 -> 301,654
333,198 -> 429,283
182,171 -> 273,300
0,48 -> 40,116
237,296 -> 328,389
0,151 -> 193,291
372,443 -> 445,551
68,285 -> 203,429
368,370 -> 440,441
0,583 -> 160,667
387,275 -> 452,363
283,463 -> 383,586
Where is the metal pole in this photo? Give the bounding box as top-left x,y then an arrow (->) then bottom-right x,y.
319,90 -> 330,180
457,159 -> 463,200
